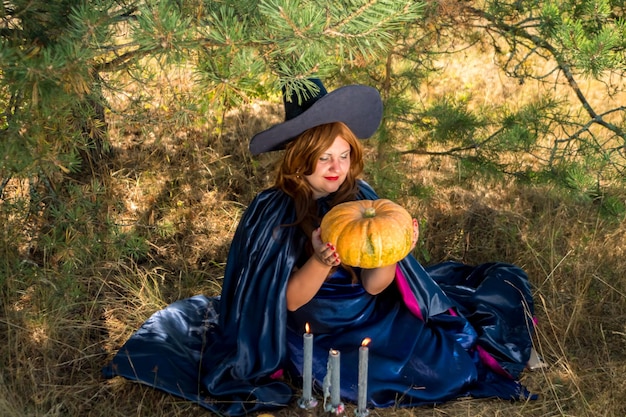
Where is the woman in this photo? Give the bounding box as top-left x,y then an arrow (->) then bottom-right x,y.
104,79 -> 536,415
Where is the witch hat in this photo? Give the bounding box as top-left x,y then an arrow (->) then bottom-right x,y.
249,79 -> 383,155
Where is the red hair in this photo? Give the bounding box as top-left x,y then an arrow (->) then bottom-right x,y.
275,122 -> 364,238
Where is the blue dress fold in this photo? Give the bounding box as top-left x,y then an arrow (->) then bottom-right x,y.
103,180 -> 536,415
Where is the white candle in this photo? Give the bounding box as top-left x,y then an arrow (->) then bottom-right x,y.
300,323 -> 314,407
357,338 -> 371,416
323,348 -> 344,414
329,349 -> 341,407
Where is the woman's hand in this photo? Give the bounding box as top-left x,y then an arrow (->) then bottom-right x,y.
312,227 -> 341,267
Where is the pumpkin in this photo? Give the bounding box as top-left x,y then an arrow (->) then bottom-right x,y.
320,199 -> 414,268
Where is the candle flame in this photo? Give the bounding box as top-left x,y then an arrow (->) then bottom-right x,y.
361,337 -> 371,347
305,322 -> 310,333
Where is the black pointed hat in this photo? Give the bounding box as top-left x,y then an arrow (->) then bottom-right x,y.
249,79 -> 383,155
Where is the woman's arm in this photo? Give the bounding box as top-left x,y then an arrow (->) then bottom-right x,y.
360,264 -> 397,294
286,228 -> 340,311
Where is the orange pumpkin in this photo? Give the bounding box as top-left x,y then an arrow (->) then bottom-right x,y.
320,199 -> 414,268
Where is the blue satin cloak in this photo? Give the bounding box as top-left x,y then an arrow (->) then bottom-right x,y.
103,180 -> 535,415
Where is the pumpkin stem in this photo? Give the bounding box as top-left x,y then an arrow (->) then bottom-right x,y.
363,207 -> 376,218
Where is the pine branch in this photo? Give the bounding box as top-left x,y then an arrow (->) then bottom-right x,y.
276,6 -> 307,38
400,127 -> 506,156
466,5 -> 625,141
324,1 -> 415,39
568,106 -> 626,141
93,46 -> 147,73
328,0 -> 377,33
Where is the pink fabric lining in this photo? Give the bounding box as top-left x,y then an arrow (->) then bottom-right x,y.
269,369 -> 284,380
476,346 -> 512,378
394,265 -> 423,321
447,306 -> 512,378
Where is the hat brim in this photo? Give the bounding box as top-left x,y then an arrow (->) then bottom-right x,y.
249,84 -> 383,155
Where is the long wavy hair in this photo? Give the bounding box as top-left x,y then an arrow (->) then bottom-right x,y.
274,121 -> 365,239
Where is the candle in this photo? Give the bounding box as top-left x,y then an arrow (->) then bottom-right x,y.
329,349 -> 343,412
323,348 -> 344,414
356,338 -> 371,417
298,323 -> 317,409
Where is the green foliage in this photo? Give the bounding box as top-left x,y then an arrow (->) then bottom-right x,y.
554,3 -> 622,78
133,1 -> 196,61
562,163 -> 598,195
1,1 -> 112,182
255,0 -> 422,67
421,98 -> 483,146
528,159 -> 626,218
498,96 -> 560,152
457,155 -> 505,182
597,191 -> 626,217
364,150 -> 406,200
113,231 -> 150,262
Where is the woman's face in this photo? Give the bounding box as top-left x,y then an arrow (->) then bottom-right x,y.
305,135 -> 351,199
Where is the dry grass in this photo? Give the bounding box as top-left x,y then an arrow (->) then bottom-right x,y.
2,51 -> 626,417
